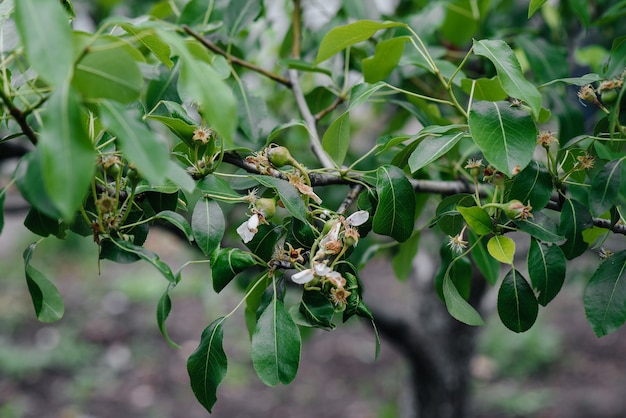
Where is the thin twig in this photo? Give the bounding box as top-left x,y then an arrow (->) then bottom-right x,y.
182,25 -> 292,88
0,88 -> 38,145
315,96 -> 345,121
336,184 -> 364,215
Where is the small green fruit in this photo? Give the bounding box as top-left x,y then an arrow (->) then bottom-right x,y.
601,90 -> 618,104
267,146 -> 293,167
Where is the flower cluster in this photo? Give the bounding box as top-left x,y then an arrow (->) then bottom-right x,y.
290,210 -> 369,308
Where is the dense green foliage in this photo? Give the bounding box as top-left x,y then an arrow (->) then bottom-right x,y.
1,0 -> 625,412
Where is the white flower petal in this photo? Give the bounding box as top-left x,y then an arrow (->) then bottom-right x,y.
237,219 -> 256,243
292,269 -> 314,284
314,261 -> 332,277
247,213 -> 260,231
346,210 -> 369,226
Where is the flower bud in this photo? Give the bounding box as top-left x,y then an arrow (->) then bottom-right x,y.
503,200 -> 532,220
255,198 -> 276,219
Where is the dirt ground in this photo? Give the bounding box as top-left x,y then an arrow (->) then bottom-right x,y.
2,212 -> 626,418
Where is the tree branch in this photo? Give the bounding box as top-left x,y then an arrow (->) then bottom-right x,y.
182,25 -> 293,88
0,88 -> 38,146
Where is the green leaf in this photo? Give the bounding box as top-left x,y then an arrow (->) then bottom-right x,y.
408,132 -> 466,173
224,0 -> 262,37
111,239 -> 177,283
373,165 -> 415,242
157,284 -> 180,348
158,30 -> 237,146
321,113 -> 350,166
443,273 -> 485,326
197,175 -> 243,202
24,208 -> 63,238
590,159 -> 623,216
528,239 -> 566,306
472,39 -> 543,118
515,211 -> 564,243
528,0 -> 548,17
187,317 -> 228,413
14,151 -> 61,219
146,102 -> 197,145
362,36 -> 408,82
251,175 -> 307,222
245,224 -> 280,262
468,231 -> 500,285
192,197 -> 224,257
497,268 -> 539,333
392,232 -> 420,281
40,84 -> 96,221
507,161 -> 553,210
355,300 -> 381,359
516,36 -> 569,84
100,100 -> 169,186
433,194 -> 475,236
14,0 -> 73,85
348,82 -> 386,110
487,235 -> 515,264
469,101 -> 537,176
436,245 -> 473,300
559,198 -> 592,259
457,206 -> 493,235
155,210 -> 193,242
23,243 -> 65,323
584,250 -> 626,337
460,77 -> 508,102
121,24 -> 174,68
540,73 -> 602,87
72,35 -> 143,103
315,20 -> 405,64
211,248 -> 256,293
299,291 -> 336,330
251,297 -> 301,386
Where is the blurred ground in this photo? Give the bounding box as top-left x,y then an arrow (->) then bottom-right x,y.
1,211 -> 626,418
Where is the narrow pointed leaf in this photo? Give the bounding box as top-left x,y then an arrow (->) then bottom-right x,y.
251,298 -> 301,386
40,84 -> 96,221
559,198 -> 592,259
15,0 -> 73,85
528,239 -> 566,306
473,39 -> 543,118
497,268 -> 538,332
487,235 -> 516,264
515,211 -> 564,243
443,274 -> 485,326
187,317 -> 228,413
111,239 -> 176,283
23,243 -> 64,322
584,250 -> 626,337
192,197 -> 224,257
197,175 -> 242,202
590,159 -> 622,216
528,0 -> 548,18
373,165 -> 415,242
211,248 -> 256,293
408,132 -> 466,173
457,206 -> 493,235
155,210 -> 193,242
100,100 -> 169,185
469,101 -> 537,176
315,20 -> 405,64
322,113 -> 350,166
157,284 -> 180,348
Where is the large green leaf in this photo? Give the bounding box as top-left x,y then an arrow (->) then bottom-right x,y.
252,175 -> 307,222
559,198 -> 592,259
372,165 -> 415,242
245,224 -> 280,262
469,101 -> 537,176
14,0 -> 73,85
362,36 -> 408,82
515,211 -> 564,243
408,132 -> 466,173
507,161 -> 553,210
443,273 -> 485,326
590,158 -> 623,216
460,77 -> 508,101
457,206 -> 493,235
315,20 -> 405,64
497,268 -> 538,332
111,239 -> 177,283
528,239 -> 566,306
121,23 -> 174,68
72,35 -> 143,104
23,243 -> 65,323
158,30 -> 237,146
40,84 -> 96,221
155,210 -> 193,243
251,297 -> 301,386
100,100 -> 169,186
322,113 -> 350,166
192,197 -> 224,257
584,250 -> 626,337
487,235 -> 515,264
473,39 -> 543,118
14,151 -> 61,219
187,317 -> 228,413
298,290 -> 336,330
211,248 -> 256,293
